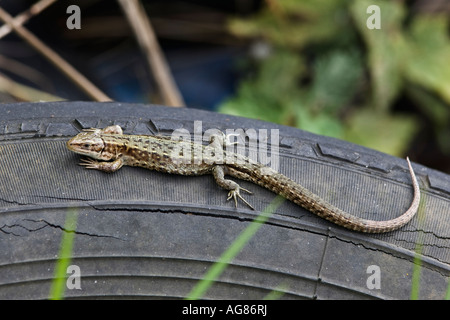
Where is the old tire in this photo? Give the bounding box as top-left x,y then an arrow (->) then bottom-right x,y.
0,101 -> 448,299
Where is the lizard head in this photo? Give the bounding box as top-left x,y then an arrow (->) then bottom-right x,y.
67,128 -> 111,160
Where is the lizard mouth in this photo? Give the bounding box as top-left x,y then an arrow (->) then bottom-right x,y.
66,136 -> 79,152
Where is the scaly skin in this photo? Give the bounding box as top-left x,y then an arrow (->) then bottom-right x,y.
67,125 -> 420,233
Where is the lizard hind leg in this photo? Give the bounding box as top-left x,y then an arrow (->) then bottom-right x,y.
212,165 -> 254,210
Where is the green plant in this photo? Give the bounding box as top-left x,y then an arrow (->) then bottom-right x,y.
49,209 -> 78,300
186,195 -> 285,300
219,0 -> 450,158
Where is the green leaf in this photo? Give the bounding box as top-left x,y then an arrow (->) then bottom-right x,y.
403,15 -> 450,104
345,108 -> 419,156
406,84 -> 450,154
228,0 -> 350,49
295,104 -> 344,138
218,50 -> 304,125
310,49 -> 363,113
350,0 -> 405,111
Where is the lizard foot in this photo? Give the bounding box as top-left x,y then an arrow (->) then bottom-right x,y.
79,158 -> 100,169
227,187 -> 254,210
79,157 -> 123,172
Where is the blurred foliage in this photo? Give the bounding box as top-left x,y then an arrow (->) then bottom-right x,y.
219,0 -> 450,157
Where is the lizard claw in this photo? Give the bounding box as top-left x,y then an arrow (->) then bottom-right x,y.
79,158 -> 99,169
227,187 -> 254,210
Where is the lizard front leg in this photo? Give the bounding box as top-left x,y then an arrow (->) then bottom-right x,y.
212,165 -> 254,210
101,125 -> 123,135
81,125 -> 123,135
80,158 -> 124,173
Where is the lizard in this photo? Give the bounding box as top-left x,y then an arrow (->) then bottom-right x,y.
67,125 -> 420,233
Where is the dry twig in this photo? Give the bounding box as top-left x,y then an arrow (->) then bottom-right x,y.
0,72 -> 63,101
117,0 -> 185,107
0,0 -> 57,39
0,5 -> 112,101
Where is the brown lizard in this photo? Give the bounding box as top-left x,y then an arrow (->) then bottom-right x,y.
67,125 -> 420,233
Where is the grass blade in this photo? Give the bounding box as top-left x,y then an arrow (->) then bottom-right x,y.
186,195 -> 285,300
49,209 -> 78,300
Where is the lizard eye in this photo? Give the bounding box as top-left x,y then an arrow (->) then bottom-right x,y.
83,143 -> 90,148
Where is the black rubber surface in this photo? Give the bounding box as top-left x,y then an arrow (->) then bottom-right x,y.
0,101 -> 448,299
